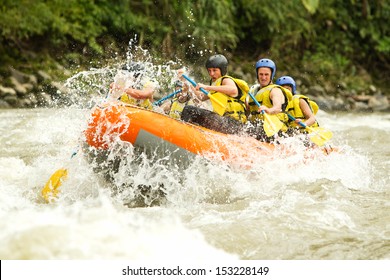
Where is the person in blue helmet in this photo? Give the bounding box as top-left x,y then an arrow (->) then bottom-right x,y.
275,75 -> 319,133
245,58 -> 293,141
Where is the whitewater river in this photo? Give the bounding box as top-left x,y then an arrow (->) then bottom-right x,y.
0,105 -> 389,261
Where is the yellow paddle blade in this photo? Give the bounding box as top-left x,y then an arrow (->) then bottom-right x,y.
41,168 -> 68,202
263,113 -> 284,137
307,127 -> 333,146
181,74 -> 226,115
208,93 -> 227,116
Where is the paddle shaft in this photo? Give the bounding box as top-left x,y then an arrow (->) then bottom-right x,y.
286,112 -> 333,146
153,88 -> 182,106
182,74 -> 209,96
248,91 -> 284,137
286,112 -> 307,128
181,74 -> 226,115
249,91 -> 279,116
248,92 -> 263,112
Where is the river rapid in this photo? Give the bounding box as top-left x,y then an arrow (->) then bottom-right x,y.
0,104 -> 389,261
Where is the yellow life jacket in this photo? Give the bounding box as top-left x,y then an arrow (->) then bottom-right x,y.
120,94 -> 153,109
119,80 -> 154,109
209,75 -> 249,123
247,84 -> 293,131
169,97 -> 194,120
287,94 -> 319,129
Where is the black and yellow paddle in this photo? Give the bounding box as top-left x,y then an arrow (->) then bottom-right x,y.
181,74 -> 226,116
286,113 -> 333,146
247,92 -> 283,137
41,150 -> 77,202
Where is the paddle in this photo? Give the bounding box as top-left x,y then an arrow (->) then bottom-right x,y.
181,74 -> 226,116
43,74 -> 178,202
286,113 -> 333,146
153,88 -> 182,106
41,150 -> 77,202
41,86 -> 180,202
247,91 -> 283,137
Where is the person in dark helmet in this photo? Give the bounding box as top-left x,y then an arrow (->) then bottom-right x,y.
192,54 -> 248,123
109,62 -> 158,109
181,54 -> 249,134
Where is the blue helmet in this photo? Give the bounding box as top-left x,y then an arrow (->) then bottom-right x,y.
255,58 -> 276,81
276,76 -> 296,94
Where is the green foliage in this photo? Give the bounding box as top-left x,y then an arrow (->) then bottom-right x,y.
190,0 -> 238,51
301,0 -> 319,14
0,0 -> 389,90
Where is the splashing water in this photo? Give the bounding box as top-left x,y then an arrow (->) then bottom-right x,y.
0,41 -> 389,260
57,37 -> 189,110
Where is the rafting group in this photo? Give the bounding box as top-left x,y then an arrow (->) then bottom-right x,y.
108,54 -> 332,147
41,54 -> 334,203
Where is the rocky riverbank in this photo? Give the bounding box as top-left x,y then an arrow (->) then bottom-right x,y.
0,67 -> 73,109
1,66 -> 389,112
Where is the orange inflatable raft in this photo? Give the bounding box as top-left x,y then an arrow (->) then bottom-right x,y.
84,103 -> 279,166
83,103 -> 333,169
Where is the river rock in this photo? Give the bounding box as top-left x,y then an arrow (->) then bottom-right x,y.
10,77 -> 27,95
9,67 -> 30,83
308,85 -> 327,97
333,96 -> 349,110
0,99 -> 11,108
368,94 -> 389,111
0,85 -> 16,97
314,96 -> 333,111
37,70 -> 51,82
3,94 -> 18,106
353,101 -> 370,111
368,84 -> 377,94
35,92 -> 53,106
352,94 -> 371,102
